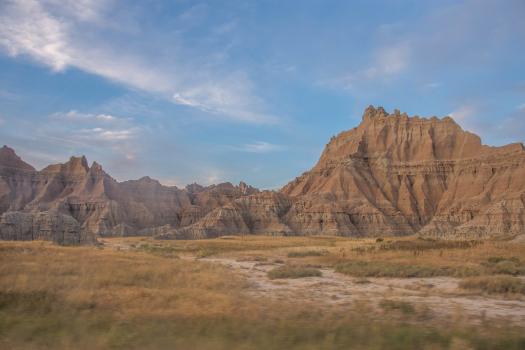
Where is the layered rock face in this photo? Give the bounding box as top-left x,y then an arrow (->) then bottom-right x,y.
175,106 -> 525,239
0,210 -> 94,245
0,146 -> 258,244
280,106 -> 525,238
1,106 -> 524,242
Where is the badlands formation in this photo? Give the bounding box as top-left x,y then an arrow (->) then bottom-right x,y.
1,106 -> 524,244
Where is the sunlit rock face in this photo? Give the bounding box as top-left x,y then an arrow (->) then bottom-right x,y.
177,106 -> 525,239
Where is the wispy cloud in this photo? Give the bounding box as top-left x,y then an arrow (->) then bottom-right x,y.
323,42 -> 411,90
234,141 -> 284,154
40,108 -> 143,165
424,82 -> 442,89
51,110 -> 121,123
0,0 -> 276,124
449,102 -> 525,145
449,103 -> 482,134
75,127 -> 139,141
0,88 -> 19,100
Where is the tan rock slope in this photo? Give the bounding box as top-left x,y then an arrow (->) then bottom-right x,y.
175,106 -> 525,239
1,106 -> 524,243
0,146 -> 258,243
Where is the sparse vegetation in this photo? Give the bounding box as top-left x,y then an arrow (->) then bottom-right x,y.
287,249 -> 326,258
354,278 -> 371,284
137,243 -> 179,258
380,238 -> 483,251
267,265 -> 322,279
335,260 -> 480,278
380,299 -> 416,315
1,237 -> 525,349
482,257 -> 525,275
460,276 -> 525,295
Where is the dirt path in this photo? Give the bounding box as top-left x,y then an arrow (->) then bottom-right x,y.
202,256 -> 525,326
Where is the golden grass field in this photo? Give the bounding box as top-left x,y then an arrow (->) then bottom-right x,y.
1,235 -> 525,349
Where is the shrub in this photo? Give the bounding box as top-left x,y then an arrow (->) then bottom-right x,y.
195,248 -> 217,258
379,239 -> 482,251
482,257 -> 525,275
267,265 -> 322,279
335,260 -> 478,278
460,276 -> 525,295
138,244 -> 179,259
379,299 -> 416,315
354,278 -> 371,284
287,250 -> 326,258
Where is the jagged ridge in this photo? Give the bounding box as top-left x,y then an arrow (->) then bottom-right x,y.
175,106 -> 525,239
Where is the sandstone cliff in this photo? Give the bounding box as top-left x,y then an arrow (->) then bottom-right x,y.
0,145 -> 259,243
172,106 -> 525,239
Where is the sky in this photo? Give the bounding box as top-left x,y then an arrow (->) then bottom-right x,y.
0,0 -> 524,189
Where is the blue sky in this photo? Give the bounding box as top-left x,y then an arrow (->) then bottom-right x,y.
0,0 -> 524,188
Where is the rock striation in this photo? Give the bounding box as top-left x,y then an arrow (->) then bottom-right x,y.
1,105 -> 525,242
0,145 -> 259,244
169,106 -> 525,239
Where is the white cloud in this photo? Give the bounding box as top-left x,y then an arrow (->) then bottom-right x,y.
158,178 -> 185,188
0,0 -> 276,124
324,42 -> 411,90
0,0 -> 71,71
370,44 -> 410,77
448,103 -> 488,136
449,105 -> 476,123
51,110 -> 120,122
76,127 -> 139,141
236,141 -> 284,154
424,82 -> 442,89
0,89 -> 19,100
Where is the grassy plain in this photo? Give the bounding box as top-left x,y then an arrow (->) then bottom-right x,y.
1,235 -> 525,349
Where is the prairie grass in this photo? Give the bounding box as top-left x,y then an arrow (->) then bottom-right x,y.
1,239 -> 525,349
379,299 -> 416,315
267,265 -> 322,279
136,243 -> 179,258
335,260 -> 480,278
459,276 -> 525,295
287,249 -> 326,258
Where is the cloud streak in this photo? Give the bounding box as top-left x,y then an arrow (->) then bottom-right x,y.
323,42 -> 411,90
0,0 -> 276,124
233,141 -> 284,154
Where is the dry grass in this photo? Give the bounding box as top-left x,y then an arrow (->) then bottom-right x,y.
267,265 -> 322,279
379,299 -> 416,315
460,276 -> 525,295
335,260 -> 480,278
1,239 -> 525,349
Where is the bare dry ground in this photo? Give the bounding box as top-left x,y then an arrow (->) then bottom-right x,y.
1,235 -> 525,349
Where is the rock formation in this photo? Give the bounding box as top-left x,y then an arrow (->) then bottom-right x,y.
0,145 -> 259,244
170,106 -> 525,239
1,106 -> 525,242
0,210 -> 94,245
